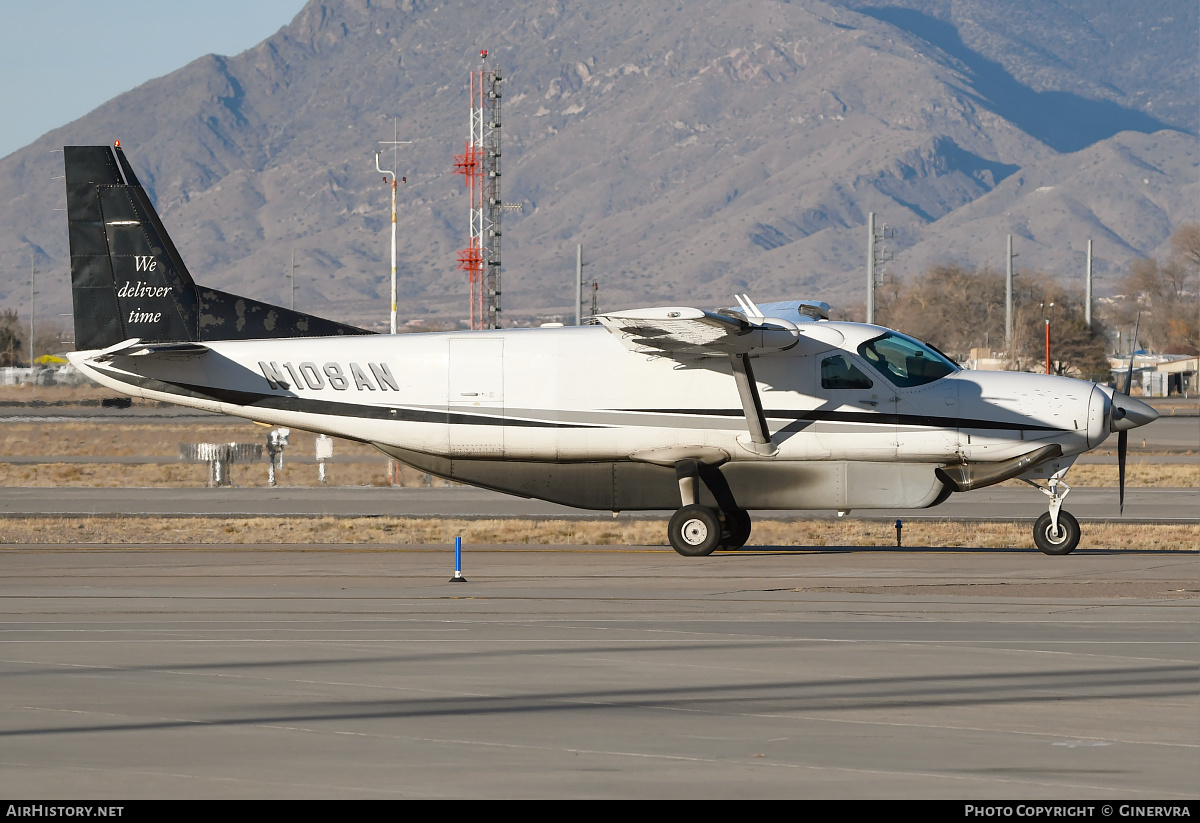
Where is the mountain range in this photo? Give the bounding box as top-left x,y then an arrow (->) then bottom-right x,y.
1,0 -> 1196,334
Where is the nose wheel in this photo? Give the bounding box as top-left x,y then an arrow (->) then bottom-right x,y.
1025,466 -> 1081,555
1033,510 -> 1080,555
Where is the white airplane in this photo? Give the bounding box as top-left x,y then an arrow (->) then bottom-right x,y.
63,144 -> 1158,556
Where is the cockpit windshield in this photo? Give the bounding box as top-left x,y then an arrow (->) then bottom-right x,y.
857,332 -> 958,387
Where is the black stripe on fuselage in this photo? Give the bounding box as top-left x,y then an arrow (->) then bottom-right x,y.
88,365 -> 596,428
618,408 -> 1067,433
89,365 -> 1065,433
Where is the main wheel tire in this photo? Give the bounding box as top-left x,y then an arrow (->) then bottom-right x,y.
668,504 -> 722,557
720,508 -> 752,550
1033,510 -> 1081,555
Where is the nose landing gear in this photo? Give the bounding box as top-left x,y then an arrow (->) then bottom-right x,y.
1026,466 -> 1081,555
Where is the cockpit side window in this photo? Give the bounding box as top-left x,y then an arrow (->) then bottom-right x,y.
857,332 -> 957,387
821,354 -> 874,389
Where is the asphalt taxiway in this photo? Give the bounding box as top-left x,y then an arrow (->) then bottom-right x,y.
1,484 -> 1195,522
0,545 -> 1195,799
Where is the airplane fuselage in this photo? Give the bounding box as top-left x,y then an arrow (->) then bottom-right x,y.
72,321 -> 1108,512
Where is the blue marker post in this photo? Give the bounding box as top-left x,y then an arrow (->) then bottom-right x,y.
895,519 -> 903,548
449,536 -> 467,583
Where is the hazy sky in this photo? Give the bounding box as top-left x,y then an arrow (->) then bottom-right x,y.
0,0 -> 309,159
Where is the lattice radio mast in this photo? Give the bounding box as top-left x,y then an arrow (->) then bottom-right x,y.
865,212 -> 893,325
454,50 -> 504,330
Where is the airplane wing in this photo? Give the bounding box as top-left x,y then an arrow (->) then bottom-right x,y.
595,295 -> 830,456
595,302 -> 799,359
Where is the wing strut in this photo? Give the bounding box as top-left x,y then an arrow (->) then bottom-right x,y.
728,353 -> 777,456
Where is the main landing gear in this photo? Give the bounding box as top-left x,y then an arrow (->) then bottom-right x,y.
668,459 -> 752,557
1026,466 -> 1081,555
668,351 -> 772,557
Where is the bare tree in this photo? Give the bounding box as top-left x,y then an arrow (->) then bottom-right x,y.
875,263 -> 1108,378
33,322 -> 70,360
0,308 -> 22,367
1171,222 -> 1200,269
1108,223 -> 1200,355
877,263 -> 1005,360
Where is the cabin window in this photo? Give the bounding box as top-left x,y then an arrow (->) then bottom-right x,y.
821,354 -> 874,389
857,332 -> 957,387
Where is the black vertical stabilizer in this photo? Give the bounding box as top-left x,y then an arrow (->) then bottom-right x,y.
64,145 -> 373,351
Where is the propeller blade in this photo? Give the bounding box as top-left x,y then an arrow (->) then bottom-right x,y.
1118,312 -> 1138,516
1123,312 -> 1141,395
1118,429 -> 1127,516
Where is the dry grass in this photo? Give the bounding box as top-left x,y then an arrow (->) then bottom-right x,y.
0,460 -> 447,488
0,463 -> 211,487
0,421 -> 444,487
4,419 -> 1195,489
998,463 -> 1199,489
1,515 -> 1195,552
0,383 -> 123,404
0,412 -> 1194,489
0,422 -> 381,458
1,456 -> 1192,489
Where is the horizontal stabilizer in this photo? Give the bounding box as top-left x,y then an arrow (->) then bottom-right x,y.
87,338 -> 210,362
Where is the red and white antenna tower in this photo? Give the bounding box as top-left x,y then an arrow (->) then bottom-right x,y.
453,50 -> 503,330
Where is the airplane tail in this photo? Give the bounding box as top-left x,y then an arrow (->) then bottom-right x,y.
63,144 -> 372,351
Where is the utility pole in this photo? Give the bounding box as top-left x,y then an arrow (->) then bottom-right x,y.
1005,234 -> 1018,355
288,247 -> 297,311
1041,302 -> 1054,375
867,212 -> 875,325
575,244 -> 586,326
1085,239 -> 1093,328
29,256 -> 35,367
377,121 -> 411,484
377,118 -> 411,335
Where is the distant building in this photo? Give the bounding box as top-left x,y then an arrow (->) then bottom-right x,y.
1147,357 -> 1198,397
964,347 -> 1006,371
1107,354 -> 1198,396
0,363 -> 94,387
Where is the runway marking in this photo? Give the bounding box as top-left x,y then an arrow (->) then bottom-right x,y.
2,616 -> 1195,626
16,690 -> 1196,758
11,706 -> 1185,797
9,656 -> 1197,766
40,709 -> 1193,797
640,703 -> 1200,753
1,637 -> 1196,645
0,757 -> 414,797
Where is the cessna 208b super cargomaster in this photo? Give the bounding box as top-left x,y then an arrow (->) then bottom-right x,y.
63,144 -> 1158,556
